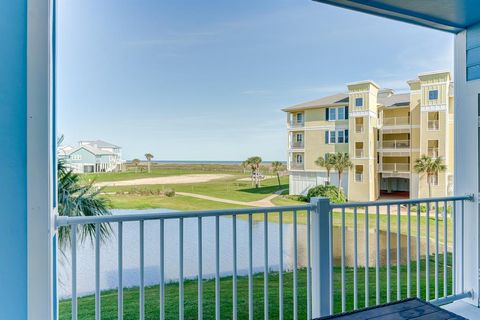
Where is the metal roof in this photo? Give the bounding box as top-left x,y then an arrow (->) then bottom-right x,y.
313,0 -> 480,33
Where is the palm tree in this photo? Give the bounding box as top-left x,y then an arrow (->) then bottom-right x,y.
145,153 -> 154,173
57,160 -> 111,249
331,152 -> 353,189
132,158 -> 141,173
414,155 -> 446,198
315,155 -> 335,185
244,156 -> 262,188
271,161 -> 285,187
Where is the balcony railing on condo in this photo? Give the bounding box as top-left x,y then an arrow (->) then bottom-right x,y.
355,173 -> 363,182
290,162 -> 304,170
428,120 -> 440,131
379,163 -> 410,172
381,116 -> 410,127
290,141 -> 304,149
288,120 -> 304,128
57,194 -> 473,319
428,148 -> 440,158
355,124 -> 364,133
355,149 -> 364,158
381,140 -> 410,149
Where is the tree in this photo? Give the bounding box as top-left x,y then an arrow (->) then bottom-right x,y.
132,158 -> 141,173
57,160 -> 111,250
331,152 -> 353,189
145,153 -> 154,173
244,156 -> 262,188
414,155 -> 446,198
315,155 -> 335,185
271,161 -> 285,187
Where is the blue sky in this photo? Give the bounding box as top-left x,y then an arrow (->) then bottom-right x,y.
57,0 -> 453,161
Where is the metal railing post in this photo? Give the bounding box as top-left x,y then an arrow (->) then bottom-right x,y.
311,197 -> 331,317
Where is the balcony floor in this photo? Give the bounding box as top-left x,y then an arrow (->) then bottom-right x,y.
442,300 -> 480,319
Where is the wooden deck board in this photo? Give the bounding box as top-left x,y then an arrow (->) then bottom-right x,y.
316,298 -> 466,320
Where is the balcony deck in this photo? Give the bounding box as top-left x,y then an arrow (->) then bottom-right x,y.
443,300 -> 480,319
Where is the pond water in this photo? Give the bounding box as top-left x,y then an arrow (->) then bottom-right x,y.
58,209 -> 434,298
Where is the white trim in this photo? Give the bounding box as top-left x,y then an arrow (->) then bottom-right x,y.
420,81 -> 449,87
349,110 -> 377,118
421,104 -> 447,112
27,0 -> 54,319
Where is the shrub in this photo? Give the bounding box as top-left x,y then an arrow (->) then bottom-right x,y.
306,185 -> 346,203
164,188 -> 175,197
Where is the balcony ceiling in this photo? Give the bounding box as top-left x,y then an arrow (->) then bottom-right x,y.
313,0 -> 480,33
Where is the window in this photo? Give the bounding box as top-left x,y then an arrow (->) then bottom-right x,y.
329,131 -> 336,144
295,133 -> 303,142
296,113 -> 303,123
431,174 -> 439,186
355,165 -> 363,182
329,108 -> 336,121
337,130 -> 344,143
71,154 -> 82,160
296,154 -> 303,164
355,97 -> 363,107
337,107 -> 345,120
326,129 -> 348,144
428,90 -> 439,100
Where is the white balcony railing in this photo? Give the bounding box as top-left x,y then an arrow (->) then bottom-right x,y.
380,140 -> 410,149
57,195 -> 473,319
381,116 -> 410,127
288,120 -> 304,128
379,163 -> 410,172
355,149 -> 364,158
428,148 -> 439,158
355,124 -> 364,133
290,162 -> 304,170
428,120 -> 440,131
354,173 -> 363,182
290,141 -> 304,149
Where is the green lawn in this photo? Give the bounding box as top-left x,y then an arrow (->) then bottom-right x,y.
59,255 -> 451,320
102,176 -> 289,210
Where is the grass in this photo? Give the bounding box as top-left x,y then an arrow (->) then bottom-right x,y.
59,255 -> 452,320
102,175 -> 289,210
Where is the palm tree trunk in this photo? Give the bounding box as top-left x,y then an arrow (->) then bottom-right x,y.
276,172 -> 281,187
338,171 -> 342,189
428,175 -> 432,198
326,170 -> 330,185
147,161 -> 151,173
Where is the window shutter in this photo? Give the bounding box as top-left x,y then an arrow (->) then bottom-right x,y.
326,108 -> 329,121
325,131 -> 329,144
345,129 -> 349,143
345,106 -> 349,119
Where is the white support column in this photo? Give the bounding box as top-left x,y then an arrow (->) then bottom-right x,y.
311,197 -> 331,317
454,28 -> 480,306
27,0 -> 55,318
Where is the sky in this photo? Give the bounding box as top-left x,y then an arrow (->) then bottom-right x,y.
57,0 -> 454,161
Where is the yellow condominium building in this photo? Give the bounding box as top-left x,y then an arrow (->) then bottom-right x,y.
282,71 -> 454,201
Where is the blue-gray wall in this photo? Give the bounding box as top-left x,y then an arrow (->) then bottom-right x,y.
467,23 -> 480,81
0,1 -> 27,318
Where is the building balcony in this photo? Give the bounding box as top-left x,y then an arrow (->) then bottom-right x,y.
287,120 -> 304,129
379,116 -> 411,133
379,140 -> 410,150
379,163 -> 410,173
355,124 -> 364,133
289,162 -> 304,170
290,141 -> 304,149
58,195 -> 474,319
428,147 -> 440,158
355,149 -> 364,158
428,120 -> 440,131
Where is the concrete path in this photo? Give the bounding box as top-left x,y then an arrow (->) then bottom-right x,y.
177,188 -> 288,208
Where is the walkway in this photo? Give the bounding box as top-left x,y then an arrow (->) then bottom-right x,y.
177,189 -> 288,208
